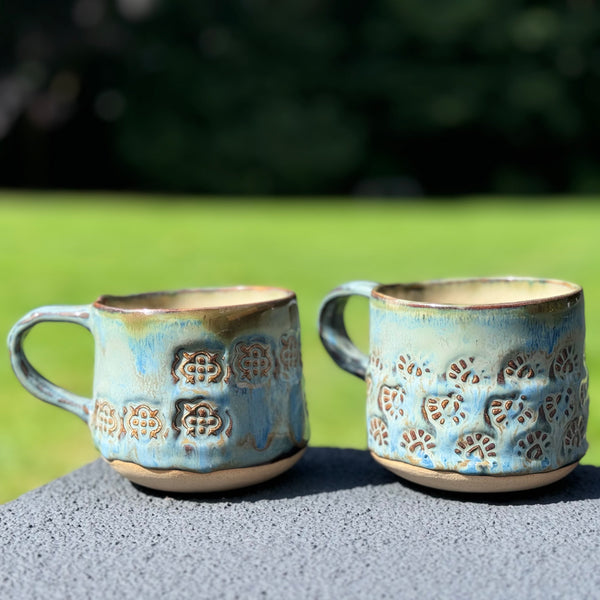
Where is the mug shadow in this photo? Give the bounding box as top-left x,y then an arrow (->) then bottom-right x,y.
398,464 -> 600,505
131,446 -> 397,502
130,447 -> 600,505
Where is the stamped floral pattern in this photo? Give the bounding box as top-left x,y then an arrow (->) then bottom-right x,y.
579,378 -> 589,409
278,333 -> 302,380
447,358 -> 480,385
397,354 -> 428,378
367,339 -> 588,474
172,350 -> 224,385
455,433 -> 497,461
126,404 -> 162,440
369,417 -> 389,447
486,395 -> 537,428
504,354 -> 536,380
378,384 -> 405,420
564,417 -> 586,456
172,397 -> 232,439
400,428 -> 436,455
517,431 -> 551,461
542,393 -> 563,422
233,341 -> 272,385
93,400 -> 119,436
423,393 -> 466,426
553,345 -> 581,379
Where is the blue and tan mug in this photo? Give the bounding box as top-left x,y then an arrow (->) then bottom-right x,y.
319,277 -> 589,492
8,287 -> 308,492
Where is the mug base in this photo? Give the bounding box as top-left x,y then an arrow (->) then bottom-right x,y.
371,452 -> 579,493
107,447 -> 306,493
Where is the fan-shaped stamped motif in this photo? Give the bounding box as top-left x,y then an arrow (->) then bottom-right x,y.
486,396 -> 536,428
543,388 -> 576,424
503,354 -> 536,381
564,416 -> 586,455
397,354 -> 429,378
542,393 -> 563,422
454,433 -> 496,460
553,345 -> 581,379
423,393 -> 466,426
517,431 -> 551,461
580,379 -> 589,410
400,428 -> 436,455
562,388 -> 576,419
369,353 -> 384,376
369,417 -> 389,447
447,358 -> 480,385
378,384 -> 405,420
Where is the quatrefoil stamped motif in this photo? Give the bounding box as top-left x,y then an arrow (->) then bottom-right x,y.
171,350 -> 224,385
93,400 -> 119,436
233,341 -> 272,385
280,334 -> 301,369
182,401 -> 222,437
172,398 -> 232,439
126,404 -> 162,440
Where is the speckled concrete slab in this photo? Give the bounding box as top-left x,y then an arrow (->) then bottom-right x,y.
2,447 -> 600,600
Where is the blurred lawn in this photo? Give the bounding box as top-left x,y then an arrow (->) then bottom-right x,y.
1,193 -> 600,503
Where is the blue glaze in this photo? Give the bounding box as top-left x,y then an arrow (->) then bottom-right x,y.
8,288 -> 308,475
319,278 -> 589,477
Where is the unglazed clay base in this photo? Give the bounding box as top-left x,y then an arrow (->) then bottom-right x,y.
107,448 -> 306,493
371,453 -> 579,493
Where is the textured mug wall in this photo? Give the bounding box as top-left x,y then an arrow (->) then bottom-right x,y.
8,288 -> 309,491
366,342 -> 588,475
90,326 -> 307,472
319,278 -> 589,491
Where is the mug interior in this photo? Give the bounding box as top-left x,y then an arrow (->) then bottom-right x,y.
376,278 -> 581,307
96,287 -> 294,311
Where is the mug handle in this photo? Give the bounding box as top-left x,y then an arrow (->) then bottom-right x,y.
318,281 -> 379,380
7,305 -> 94,423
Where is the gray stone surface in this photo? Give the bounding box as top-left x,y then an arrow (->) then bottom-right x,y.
2,447 -> 600,600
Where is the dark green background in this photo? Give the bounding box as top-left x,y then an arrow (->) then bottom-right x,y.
1,1 -> 599,194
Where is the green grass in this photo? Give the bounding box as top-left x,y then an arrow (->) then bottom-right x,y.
1,193 -> 600,502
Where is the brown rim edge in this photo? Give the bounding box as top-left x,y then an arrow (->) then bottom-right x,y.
371,277 -> 582,311
93,285 -> 297,314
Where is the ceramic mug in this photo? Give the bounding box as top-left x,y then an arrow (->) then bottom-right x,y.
319,278 -> 589,493
8,287 -> 309,492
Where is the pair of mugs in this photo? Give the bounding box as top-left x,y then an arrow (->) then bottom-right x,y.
8,277 -> 589,494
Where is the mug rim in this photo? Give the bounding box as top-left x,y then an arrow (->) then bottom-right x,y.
371,276 -> 582,310
93,285 -> 296,313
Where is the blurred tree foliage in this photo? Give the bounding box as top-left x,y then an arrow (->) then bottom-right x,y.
1,0 -> 599,195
